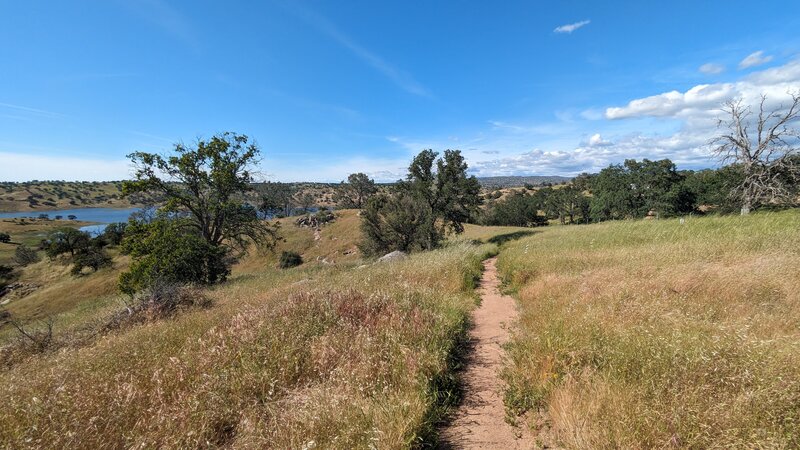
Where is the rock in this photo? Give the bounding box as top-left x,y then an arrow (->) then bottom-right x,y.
377,250 -> 408,263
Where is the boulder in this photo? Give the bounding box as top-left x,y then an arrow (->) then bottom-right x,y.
377,250 -> 408,263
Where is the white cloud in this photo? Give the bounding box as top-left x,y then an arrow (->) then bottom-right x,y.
587,133 -> 612,147
699,63 -> 725,75
739,50 -> 773,69
554,20 -> 590,34
0,152 -> 131,181
394,59 -> 800,178
606,59 -> 800,120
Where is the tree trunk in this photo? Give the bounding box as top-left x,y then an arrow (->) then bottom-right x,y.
741,195 -> 752,215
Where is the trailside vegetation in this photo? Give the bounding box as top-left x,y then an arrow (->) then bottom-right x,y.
121,132 -> 278,293
360,149 -> 482,256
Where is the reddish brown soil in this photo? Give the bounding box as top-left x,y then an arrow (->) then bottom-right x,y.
439,257 -> 534,449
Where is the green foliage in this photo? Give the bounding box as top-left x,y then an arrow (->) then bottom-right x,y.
122,132 -> 277,293
101,223 -> 127,246
484,192 -> 547,227
13,245 -> 40,266
0,264 -> 16,291
124,132 -> 277,253
589,159 -> 694,220
45,228 -> 91,258
71,247 -> 112,275
360,192 -> 433,255
333,172 -> 377,209
119,218 -> 231,295
0,232 -> 10,243
360,149 -> 482,255
278,251 -> 303,269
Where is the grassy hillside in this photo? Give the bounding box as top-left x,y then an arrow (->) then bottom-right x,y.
0,217 -> 93,265
0,181 -> 139,212
0,209 -> 536,448
497,210 -> 800,448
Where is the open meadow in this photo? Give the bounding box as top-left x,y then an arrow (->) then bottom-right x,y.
498,210 -> 800,448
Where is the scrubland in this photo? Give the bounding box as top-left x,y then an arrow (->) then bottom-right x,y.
0,208 -> 500,448
498,210 -> 800,448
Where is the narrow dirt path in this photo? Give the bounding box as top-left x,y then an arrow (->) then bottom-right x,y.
439,257 -> 533,449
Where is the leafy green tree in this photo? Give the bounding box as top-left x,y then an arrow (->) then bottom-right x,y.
485,192 -> 546,227
361,149 -> 482,255
71,247 -> 112,275
45,228 -> 90,258
589,164 -> 633,221
360,192 -> 432,255
102,222 -> 127,246
334,173 -> 377,209
122,132 -> 278,293
119,217 -> 230,295
124,132 -> 276,251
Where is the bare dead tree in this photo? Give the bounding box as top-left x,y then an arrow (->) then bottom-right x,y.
712,93 -> 800,215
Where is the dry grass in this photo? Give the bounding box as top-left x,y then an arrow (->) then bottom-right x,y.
498,210 -> 800,449
0,239 -> 497,448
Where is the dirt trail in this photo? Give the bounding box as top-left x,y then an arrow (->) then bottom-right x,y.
439,257 -> 533,449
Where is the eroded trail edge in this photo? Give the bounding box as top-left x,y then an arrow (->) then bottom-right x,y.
439,257 -> 533,449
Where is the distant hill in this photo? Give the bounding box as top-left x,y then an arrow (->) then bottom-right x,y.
476,175 -> 572,188
0,181 -> 145,212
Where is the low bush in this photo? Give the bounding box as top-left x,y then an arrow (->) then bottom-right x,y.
279,250 -> 303,268
13,245 -> 40,266
105,282 -> 212,331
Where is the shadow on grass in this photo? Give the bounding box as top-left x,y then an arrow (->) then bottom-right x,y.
486,230 -> 538,246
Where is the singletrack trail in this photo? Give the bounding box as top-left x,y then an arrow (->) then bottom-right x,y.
439,257 -> 533,449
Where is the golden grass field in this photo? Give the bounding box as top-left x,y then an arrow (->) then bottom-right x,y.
498,210 -> 800,448
0,210 -> 515,448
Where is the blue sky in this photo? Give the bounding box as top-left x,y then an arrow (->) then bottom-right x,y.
2,0 -> 800,182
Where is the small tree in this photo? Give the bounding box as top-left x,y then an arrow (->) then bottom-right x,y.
360,192 -> 432,255
14,245 -> 40,266
0,232 -> 10,243
122,132 -> 278,292
361,149 -> 482,255
45,228 -> 90,258
712,94 -> 800,215
279,251 -> 303,269
259,181 -> 297,217
71,247 -> 112,275
119,217 -> 230,295
102,222 -> 127,246
334,173 -> 377,209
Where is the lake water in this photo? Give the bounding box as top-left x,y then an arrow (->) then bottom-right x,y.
0,207 -> 140,235
0,206 -> 320,235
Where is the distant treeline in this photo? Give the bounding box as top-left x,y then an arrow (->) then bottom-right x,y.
479,158 -> 799,227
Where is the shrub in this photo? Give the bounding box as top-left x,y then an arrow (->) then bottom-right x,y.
105,282 -> 211,330
0,232 -> 10,243
71,247 -> 112,275
279,251 -> 303,268
13,245 -> 40,266
102,222 -> 127,246
119,218 -> 232,295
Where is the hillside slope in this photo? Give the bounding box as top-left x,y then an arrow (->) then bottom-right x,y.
498,210 -> 800,448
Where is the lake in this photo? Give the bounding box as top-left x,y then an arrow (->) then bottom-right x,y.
0,207 -> 141,235
0,206 -> 320,235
